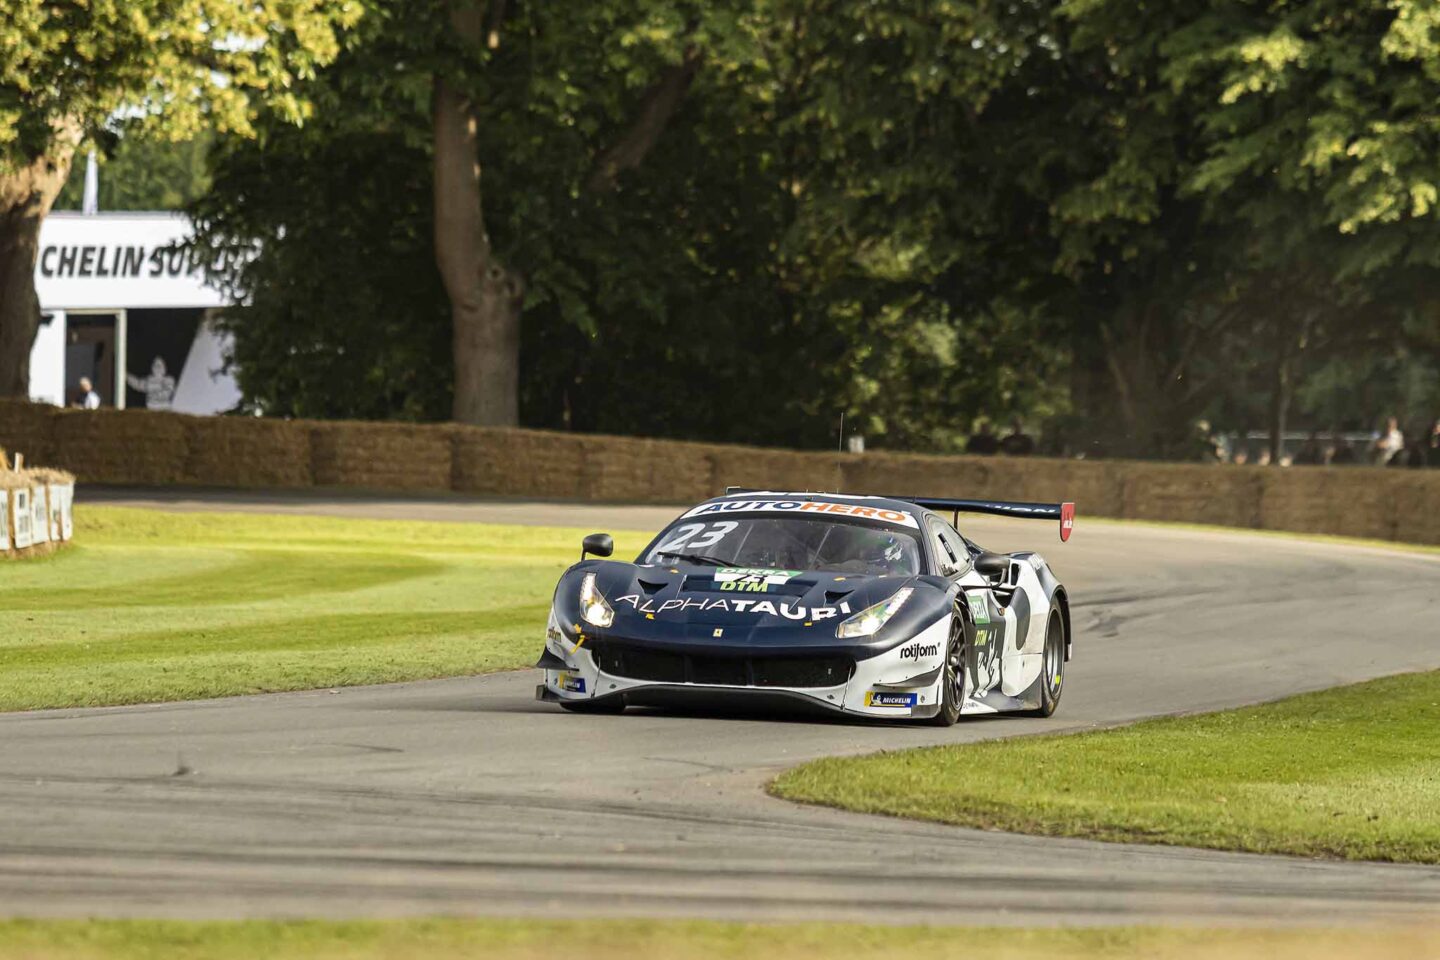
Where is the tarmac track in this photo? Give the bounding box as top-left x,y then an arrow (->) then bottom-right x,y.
2,488 -> 1439,925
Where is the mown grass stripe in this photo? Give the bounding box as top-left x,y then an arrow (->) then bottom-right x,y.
0,507 -> 648,712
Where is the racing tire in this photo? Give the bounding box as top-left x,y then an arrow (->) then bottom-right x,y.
1027,611 -> 1065,717
925,614 -> 966,727
560,696 -> 626,714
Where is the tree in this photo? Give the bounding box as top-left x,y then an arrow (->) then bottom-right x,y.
952,0 -> 1440,458
0,0 -> 360,397
195,0 -> 1072,446
54,135 -> 213,213
431,1 -> 757,426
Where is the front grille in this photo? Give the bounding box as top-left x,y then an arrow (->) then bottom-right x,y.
594,641 -> 852,689
754,656 -> 851,688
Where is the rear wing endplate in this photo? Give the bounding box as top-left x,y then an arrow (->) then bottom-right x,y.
892,497 -> 1076,542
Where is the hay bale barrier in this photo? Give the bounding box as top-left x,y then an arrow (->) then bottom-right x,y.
2,398 -> 1438,546
0,447 -> 74,561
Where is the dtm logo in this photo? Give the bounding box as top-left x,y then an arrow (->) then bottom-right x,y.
898,642 -> 939,661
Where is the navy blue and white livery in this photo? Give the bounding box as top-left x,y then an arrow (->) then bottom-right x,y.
535,491 -> 1075,724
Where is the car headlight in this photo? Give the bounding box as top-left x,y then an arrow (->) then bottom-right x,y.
579,572 -> 614,628
836,587 -> 913,639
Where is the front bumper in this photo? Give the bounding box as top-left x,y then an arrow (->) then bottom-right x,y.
535,614 -> 950,721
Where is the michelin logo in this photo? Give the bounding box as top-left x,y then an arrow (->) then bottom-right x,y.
865,691 -> 918,708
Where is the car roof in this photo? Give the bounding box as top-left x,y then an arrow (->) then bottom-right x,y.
694,491 -> 935,522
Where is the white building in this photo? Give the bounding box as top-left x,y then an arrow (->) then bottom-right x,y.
30,211 -> 243,414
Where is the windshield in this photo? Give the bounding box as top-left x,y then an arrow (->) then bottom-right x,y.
642,515 -> 923,576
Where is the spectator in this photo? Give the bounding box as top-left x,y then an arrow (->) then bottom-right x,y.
1372,416 -> 1405,465
76,377 -> 100,410
999,418 -> 1036,456
966,421 -> 1000,455
1395,424 -> 1428,468
1292,430 -> 1324,466
1428,420 -> 1440,468
1329,433 -> 1358,465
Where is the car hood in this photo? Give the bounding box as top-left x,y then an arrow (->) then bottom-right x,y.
554,560 -> 954,656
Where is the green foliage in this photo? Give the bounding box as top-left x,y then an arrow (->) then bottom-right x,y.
0,0 -> 361,169
53,136 -> 212,212
183,0 -> 1439,454
195,0 -> 1067,447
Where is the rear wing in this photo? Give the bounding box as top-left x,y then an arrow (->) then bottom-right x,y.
892,497 -> 1075,542
718,488 -> 1075,542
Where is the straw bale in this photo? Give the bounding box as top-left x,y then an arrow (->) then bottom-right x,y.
13,538 -> 57,559
0,399 -> 55,465
185,417 -> 312,487
842,451 -> 992,501
1384,472 -> 1440,546
50,408 -> 188,484
1120,462 -> 1264,528
1259,467 -> 1400,542
311,421 -> 453,491
29,466 -> 77,485
453,427 -> 587,499
576,434 -> 716,503
711,447 -> 843,496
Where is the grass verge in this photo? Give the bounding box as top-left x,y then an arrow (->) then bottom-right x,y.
0,507 -> 648,712
1,920 -> 1437,960
771,671 -> 1440,863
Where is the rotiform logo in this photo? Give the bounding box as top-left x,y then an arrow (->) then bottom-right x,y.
899,642 -> 939,661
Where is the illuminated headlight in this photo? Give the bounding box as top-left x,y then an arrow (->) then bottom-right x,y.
836,587 -> 913,639
579,572 -> 614,628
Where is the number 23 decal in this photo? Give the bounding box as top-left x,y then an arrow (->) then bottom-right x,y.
654,521 -> 738,555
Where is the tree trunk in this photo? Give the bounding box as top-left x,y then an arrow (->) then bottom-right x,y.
432,3 -> 523,427
0,145 -> 77,397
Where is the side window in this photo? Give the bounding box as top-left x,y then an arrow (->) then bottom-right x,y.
928,519 -> 960,575
937,525 -> 971,576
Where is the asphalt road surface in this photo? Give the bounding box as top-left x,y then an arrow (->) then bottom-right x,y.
4,490 -> 1440,925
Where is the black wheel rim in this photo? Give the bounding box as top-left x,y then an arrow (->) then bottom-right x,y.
947,624 -> 965,706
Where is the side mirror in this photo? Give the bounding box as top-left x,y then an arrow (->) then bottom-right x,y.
975,552 -> 1009,580
581,533 -> 614,560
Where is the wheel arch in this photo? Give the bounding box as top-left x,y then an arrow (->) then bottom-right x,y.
1051,586 -> 1072,662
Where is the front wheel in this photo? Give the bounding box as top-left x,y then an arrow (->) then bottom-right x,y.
1027,611 -> 1065,717
925,616 -> 966,727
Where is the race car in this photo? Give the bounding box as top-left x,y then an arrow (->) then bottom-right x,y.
535,491 -> 1074,724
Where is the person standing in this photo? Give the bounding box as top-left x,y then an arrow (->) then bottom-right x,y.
966,421 -> 1000,455
1373,417 -> 1405,466
76,377 -> 100,410
1292,430 -> 1324,465
999,418 -> 1036,456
